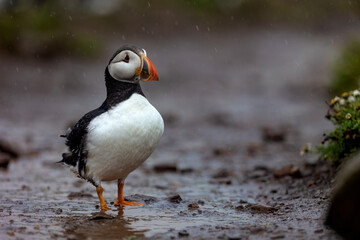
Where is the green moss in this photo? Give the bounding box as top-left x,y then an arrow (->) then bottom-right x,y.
317,90 -> 360,163
329,41 -> 360,96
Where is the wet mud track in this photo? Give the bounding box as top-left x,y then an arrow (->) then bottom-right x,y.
0,27 -> 354,239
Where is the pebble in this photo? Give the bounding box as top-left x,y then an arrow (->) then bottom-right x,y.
167,194 -> 182,203
153,163 -> 177,173
55,208 -> 62,215
178,230 -> 189,237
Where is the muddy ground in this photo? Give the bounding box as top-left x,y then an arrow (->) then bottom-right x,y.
1,26 -> 359,239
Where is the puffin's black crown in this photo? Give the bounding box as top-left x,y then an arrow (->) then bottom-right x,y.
108,45 -> 145,64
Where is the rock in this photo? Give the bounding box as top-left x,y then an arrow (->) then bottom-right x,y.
178,230 -> 189,237
213,147 -> 234,157
34,225 -> 40,230
188,202 -> 199,210
212,169 -> 230,178
262,126 -> 286,142
153,163 -> 177,173
270,235 -> 285,239
7,230 -> 14,236
0,153 -> 11,169
247,142 -> 265,157
167,194 -> 182,203
179,168 -> 194,174
247,204 -> 277,213
0,138 -> 20,158
236,203 -> 278,213
209,178 -> 232,185
55,208 -> 62,215
326,152 -> 360,239
273,165 -> 302,178
228,236 -> 242,240
125,194 -> 158,204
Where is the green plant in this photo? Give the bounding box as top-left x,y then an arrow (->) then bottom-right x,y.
317,89 -> 360,163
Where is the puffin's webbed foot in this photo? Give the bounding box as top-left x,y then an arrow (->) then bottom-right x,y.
114,180 -> 144,207
114,200 -> 144,207
96,186 -> 111,211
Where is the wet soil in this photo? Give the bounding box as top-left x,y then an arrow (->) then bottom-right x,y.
1,26 -> 358,239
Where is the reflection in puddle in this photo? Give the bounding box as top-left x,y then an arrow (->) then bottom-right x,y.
63,209 -> 147,240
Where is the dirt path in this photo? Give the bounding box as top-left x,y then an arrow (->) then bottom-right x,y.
0,26 -> 357,239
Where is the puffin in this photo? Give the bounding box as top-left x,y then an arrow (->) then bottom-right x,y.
60,45 -> 164,211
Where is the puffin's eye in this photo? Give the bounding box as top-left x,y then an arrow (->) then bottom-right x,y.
123,55 -> 130,63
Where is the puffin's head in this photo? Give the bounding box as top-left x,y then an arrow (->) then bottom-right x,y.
107,45 -> 159,84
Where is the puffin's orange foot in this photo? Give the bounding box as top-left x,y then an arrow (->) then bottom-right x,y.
114,200 -> 144,207
100,204 -> 111,212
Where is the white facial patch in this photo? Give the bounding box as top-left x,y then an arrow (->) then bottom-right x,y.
108,50 -> 141,81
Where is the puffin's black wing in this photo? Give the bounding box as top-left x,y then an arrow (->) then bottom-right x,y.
60,106 -> 107,170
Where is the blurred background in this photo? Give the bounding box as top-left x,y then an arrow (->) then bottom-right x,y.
1,0 -> 360,239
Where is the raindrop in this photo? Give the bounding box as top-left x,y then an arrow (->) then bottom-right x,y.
214,48 -> 218,53
207,27 -> 211,32
148,0 -> 151,8
15,67 -> 19,72
83,73 -> 87,79
122,35 -> 126,41
284,39 -> 288,45
195,25 -> 199,31
68,16 -> 73,21
37,68 -> 42,73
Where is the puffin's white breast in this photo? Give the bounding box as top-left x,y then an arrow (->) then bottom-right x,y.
85,93 -> 164,182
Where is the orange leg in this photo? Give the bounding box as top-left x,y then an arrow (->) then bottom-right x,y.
96,186 -> 111,211
114,181 -> 143,207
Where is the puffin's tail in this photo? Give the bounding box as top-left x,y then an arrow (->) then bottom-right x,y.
58,152 -> 77,166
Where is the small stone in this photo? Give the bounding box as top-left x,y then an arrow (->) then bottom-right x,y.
247,142 -> 265,156
248,204 -> 277,213
153,163 -> 177,173
213,147 -> 234,156
212,169 -> 230,178
235,205 -> 245,210
7,230 -> 15,236
271,235 -> 285,239
167,194 -> 182,203
55,208 -> 62,214
125,194 -> 157,204
262,126 -> 286,142
188,202 -> 199,210
0,153 -> 11,169
34,225 -> 40,230
178,230 -> 189,237
273,165 -> 302,179
314,229 -> 323,233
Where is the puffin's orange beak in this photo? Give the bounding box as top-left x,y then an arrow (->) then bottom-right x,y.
140,56 -> 159,81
